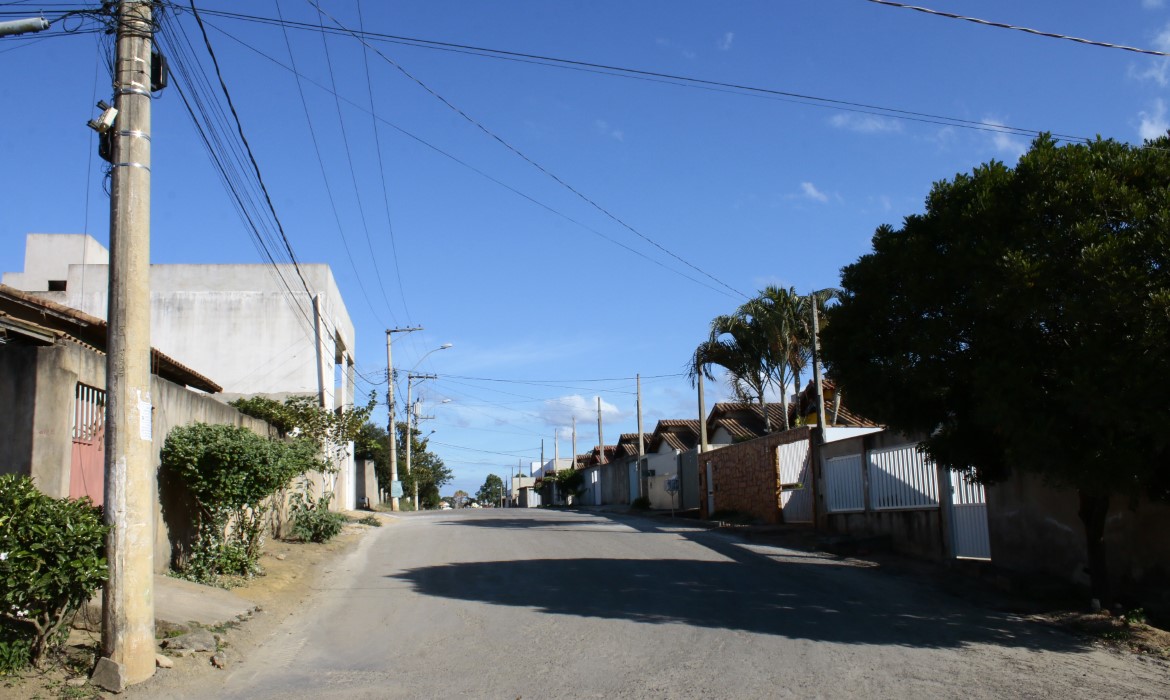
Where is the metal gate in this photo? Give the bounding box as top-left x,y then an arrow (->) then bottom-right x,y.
70,383 -> 105,506
777,440 -> 813,523
949,471 -> 990,559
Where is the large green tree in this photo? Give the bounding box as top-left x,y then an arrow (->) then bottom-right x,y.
476,474 -> 505,506
821,135 -> 1170,603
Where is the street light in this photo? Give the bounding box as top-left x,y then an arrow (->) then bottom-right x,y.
404,344 -> 451,510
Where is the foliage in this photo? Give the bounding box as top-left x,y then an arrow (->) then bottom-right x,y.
288,485 -> 346,543
230,393 -> 377,468
396,421 -> 453,509
353,421 -> 391,489
689,286 -> 833,432
476,474 -> 505,506
552,469 -> 585,501
356,514 -> 382,527
0,475 -> 108,667
161,423 -> 317,583
821,134 -> 1170,602
631,496 -> 651,510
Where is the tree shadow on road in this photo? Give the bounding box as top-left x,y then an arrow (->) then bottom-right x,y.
392,512 -> 1087,653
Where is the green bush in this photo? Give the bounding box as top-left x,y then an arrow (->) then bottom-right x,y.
289,487 -> 346,543
162,423 -> 318,584
631,496 -> 651,510
0,475 -> 108,668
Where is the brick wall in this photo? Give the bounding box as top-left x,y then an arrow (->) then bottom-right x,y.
698,427 -> 811,523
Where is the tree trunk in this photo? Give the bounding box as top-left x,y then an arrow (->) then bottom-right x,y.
759,394 -> 771,434
1077,489 -> 1112,607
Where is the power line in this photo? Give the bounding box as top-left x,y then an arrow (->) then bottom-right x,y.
193,6 -> 1088,143
308,0 -> 748,300
863,0 -> 1169,58
201,19 -> 737,299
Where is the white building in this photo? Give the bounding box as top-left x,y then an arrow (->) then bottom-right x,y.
4,233 -> 362,507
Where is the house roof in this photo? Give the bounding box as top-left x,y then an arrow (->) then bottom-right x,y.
0,284 -> 223,393
648,419 -> 701,453
706,390 -> 877,442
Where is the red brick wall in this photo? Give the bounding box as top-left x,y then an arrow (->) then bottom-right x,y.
698,427 -> 811,524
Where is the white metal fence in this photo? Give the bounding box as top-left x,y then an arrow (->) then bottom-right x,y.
777,440 -> 814,523
824,454 -> 865,513
949,471 -> 991,559
868,444 -> 938,510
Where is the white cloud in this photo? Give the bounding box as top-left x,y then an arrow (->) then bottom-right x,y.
981,118 -> 1027,160
799,181 -> 829,203
1143,0 -> 1164,9
1129,22 -> 1170,85
1139,99 -> 1170,140
540,395 -> 622,430
829,113 -> 903,134
718,32 -> 735,51
593,119 -> 624,141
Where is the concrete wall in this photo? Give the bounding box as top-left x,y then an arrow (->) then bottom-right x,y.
0,340 -> 306,573
353,458 -> 379,510
987,473 -> 1170,615
698,427 -> 810,523
1,233 -> 108,292
600,457 -> 633,505
643,451 -> 681,510
0,344 -> 106,498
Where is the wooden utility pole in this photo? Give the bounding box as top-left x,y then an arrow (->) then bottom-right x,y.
385,327 -> 421,511
810,294 -> 828,435
97,0 -> 155,690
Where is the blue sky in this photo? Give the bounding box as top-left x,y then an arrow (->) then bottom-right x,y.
3,1 -> 1169,495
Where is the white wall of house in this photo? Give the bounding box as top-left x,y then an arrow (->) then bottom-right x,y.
708,427 -> 736,446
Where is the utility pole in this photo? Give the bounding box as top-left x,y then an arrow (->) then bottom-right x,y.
810,293 -> 828,436
698,376 -> 709,453
97,1 -> 155,690
571,416 -> 577,471
405,372 -> 435,509
385,327 -> 421,511
596,396 -> 605,464
636,373 -> 644,456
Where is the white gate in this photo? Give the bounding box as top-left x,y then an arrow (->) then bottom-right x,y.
777,440 -> 813,523
949,472 -> 991,559
823,454 -> 865,513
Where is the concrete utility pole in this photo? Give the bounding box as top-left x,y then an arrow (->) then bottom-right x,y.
698,377 -> 709,453
810,294 -> 828,435
571,416 -> 577,471
97,1 -> 155,690
385,327 -> 421,511
636,374 -> 644,457
596,396 -> 605,464
405,372 -> 436,509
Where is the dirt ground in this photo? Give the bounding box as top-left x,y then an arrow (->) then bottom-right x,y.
0,514 -> 388,700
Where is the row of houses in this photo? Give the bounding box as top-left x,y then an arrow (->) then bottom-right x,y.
1,233 -> 380,573
513,377 -> 1170,618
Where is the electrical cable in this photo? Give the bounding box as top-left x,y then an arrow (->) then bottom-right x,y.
308,0 -> 748,300
863,0 -> 1170,57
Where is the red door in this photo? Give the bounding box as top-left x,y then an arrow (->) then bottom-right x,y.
69,384 -> 105,506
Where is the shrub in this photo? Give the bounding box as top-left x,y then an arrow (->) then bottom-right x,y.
0,475 -> 108,667
162,424 -> 317,584
631,496 -> 651,510
356,515 -> 381,527
289,487 -> 346,543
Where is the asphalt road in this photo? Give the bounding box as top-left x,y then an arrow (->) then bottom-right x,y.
192,508 -> 1168,699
